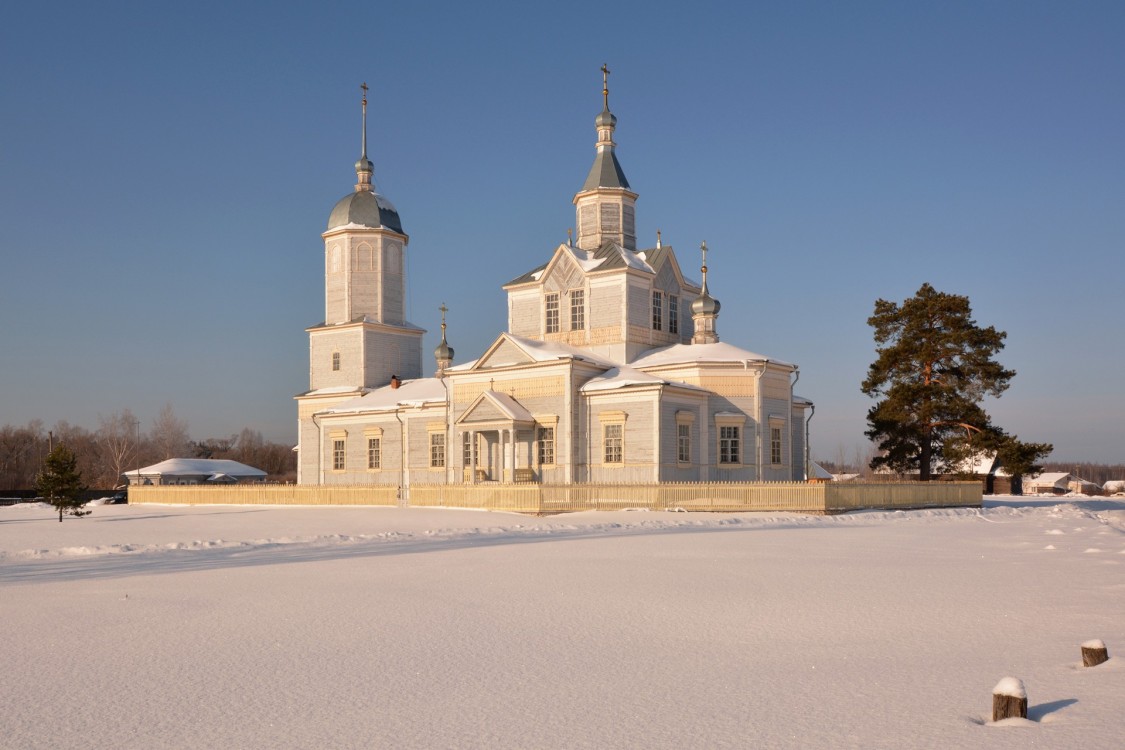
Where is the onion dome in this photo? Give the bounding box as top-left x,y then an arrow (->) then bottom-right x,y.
327,82 -> 404,234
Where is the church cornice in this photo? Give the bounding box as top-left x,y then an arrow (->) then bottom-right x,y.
306,318 -> 426,335
321,224 -> 409,242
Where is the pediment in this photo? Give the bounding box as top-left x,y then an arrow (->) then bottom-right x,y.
456,390 -> 536,427
458,395 -> 507,423
472,334 -> 535,369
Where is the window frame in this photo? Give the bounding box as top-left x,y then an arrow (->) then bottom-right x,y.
545,292 -> 560,334
429,432 -> 446,469
569,288 -> 585,331
536,426 -> 556,466
668,295 -> 679,335
331,437 -> 346,471
652,290 -> 663,331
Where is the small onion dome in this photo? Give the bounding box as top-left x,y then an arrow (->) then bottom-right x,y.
327,190 -> 404,233
595,107 -> 617,128
355,156 -> 374,173
691,292 -> 721,316
434,338 -> 454,362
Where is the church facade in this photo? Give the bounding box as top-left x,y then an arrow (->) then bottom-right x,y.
295,75 -> 812,488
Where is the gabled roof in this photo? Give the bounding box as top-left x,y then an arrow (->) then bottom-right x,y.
456,390 -> 535,427
505,241 -> 652,287
455,332 -> 617,372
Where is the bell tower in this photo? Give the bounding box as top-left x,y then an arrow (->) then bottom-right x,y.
573,65 -> 638,251
297,84 -> 424,483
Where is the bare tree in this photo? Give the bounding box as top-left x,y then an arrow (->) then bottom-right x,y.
149,403 -> 191,460
0,421 -> 45,489
97,409 -> 141,487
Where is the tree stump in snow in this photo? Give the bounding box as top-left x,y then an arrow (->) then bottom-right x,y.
1082,639 -> 1109,667
991,677 -> 1027,722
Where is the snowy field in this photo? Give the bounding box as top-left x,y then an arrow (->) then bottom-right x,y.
3,497 -> 1123,749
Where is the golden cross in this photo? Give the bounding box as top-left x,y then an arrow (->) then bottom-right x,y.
601,63 -> 610,107
361,81 -> 368,104
701,241 -> 708,275
439,303 -> 448,326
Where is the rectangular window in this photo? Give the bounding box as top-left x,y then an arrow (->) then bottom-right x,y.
569,289 -> 585,331
604,423 -> 623,464
537,426 -> 555,465
771,427 -> 783,465
430,433 -> 446,468
545,293 -> 559,334
367,437 -> 380,469
719,426 -> 740,465
652,290 -> 663,331
462,433 -> 477,467
332,439 -> 345,471
669,295 -> 679,334
677,423 -> 691,464
332,352 -> 340,371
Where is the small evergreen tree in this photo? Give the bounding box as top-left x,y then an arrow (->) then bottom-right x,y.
36,444 -> 90,522
862,283 -> 1050,480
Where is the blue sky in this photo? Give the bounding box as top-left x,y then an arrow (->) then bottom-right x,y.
2,1 -> 1122,463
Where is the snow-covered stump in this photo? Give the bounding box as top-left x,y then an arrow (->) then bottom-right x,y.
1082,639 -> 1109,667
992,677 -> 1027,722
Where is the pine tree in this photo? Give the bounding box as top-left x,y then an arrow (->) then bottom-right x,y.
36,444 -> 90,522
861,283 -> 1050,481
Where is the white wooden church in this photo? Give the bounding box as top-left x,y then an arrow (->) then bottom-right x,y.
296,73 -> 812,488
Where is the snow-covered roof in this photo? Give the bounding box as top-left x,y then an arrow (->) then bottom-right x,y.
1024,472 -> 1071,487
322,377 -> 446,415
564,244 -> 608,273
581,367 -> 666,393
126,459 -> 266,478
808,461 -> 834,480
470,333 -> 618,370
480,391 -> 535,422
630,341 -> 791,369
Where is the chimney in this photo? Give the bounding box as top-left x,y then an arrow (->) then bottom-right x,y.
390,375 -> 401,389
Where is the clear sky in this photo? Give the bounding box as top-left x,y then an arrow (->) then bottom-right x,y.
2,1 -> 1122,463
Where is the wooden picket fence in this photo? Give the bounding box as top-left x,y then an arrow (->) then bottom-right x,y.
129,481 -> 981,515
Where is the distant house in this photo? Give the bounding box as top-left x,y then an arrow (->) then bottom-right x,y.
1067,477 -> 1103,496
1104,480 -> 1125,496
1023,472 -> 1071,495
124,459 -> 267,486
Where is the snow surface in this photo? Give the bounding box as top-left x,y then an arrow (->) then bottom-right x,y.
3,496 -> 1124,749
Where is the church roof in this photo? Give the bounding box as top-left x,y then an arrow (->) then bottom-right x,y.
504,241 -> 657,287
326,190 -> 404,233
631,341 -> 793,369
321,377 -> 446,415
580,366 -> 707,394
580,146 -> 630,191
